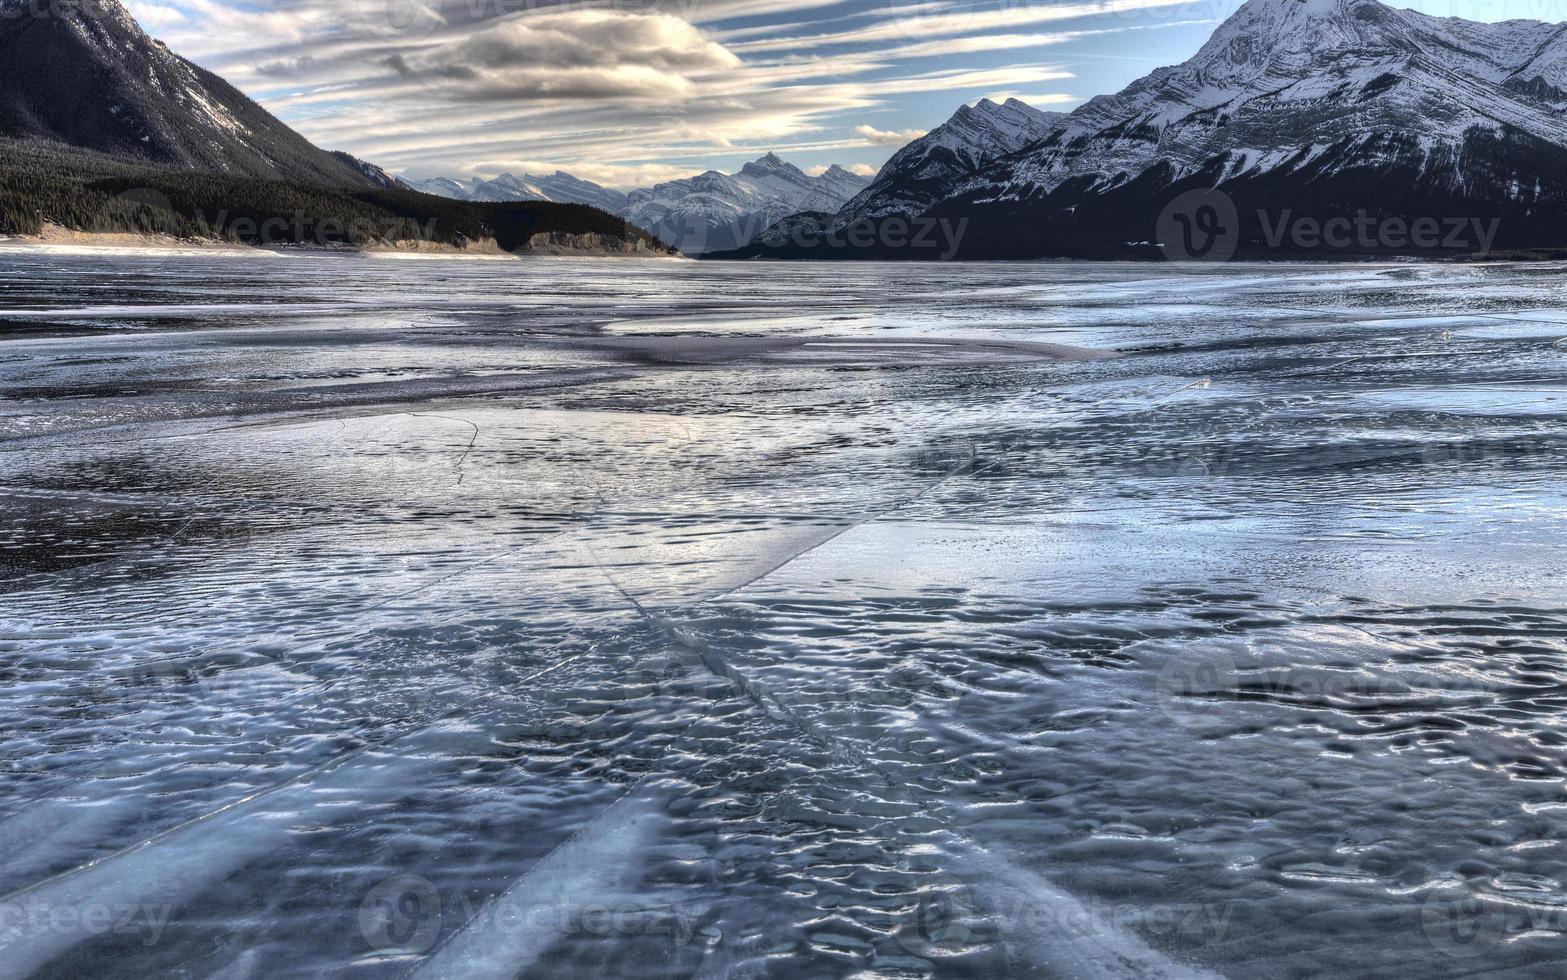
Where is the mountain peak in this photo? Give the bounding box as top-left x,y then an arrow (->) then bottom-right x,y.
0,0 -> 376,186
1228,0 -> 1369,17
1245,0 -> 1345,10
1215,0 -> 1390,37
956,97 -> 1049,124
738,152 -> 807,182
835,96 -> 1061,225
740,152 -> 796,176
957,99 -> 1001,120
947,96 -> 1056,134
3,0 -> 139,28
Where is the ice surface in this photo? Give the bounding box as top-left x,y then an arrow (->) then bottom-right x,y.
1,254 -> 1566,977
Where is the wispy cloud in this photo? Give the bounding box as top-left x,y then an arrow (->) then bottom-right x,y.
855,124 -> 929,145
126,0 -> 1211,183
386,11 -> 740,101
728,0 -> 1194,53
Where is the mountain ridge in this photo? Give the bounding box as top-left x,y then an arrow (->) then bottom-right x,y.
956,0 -> 1567,207
410,155 -> 870,253
0,0 -> 378,188
717,0 -> 1567,259
835,98 -> 1064,227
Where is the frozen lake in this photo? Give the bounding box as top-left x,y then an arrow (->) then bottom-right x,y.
2,253 -> 1566,978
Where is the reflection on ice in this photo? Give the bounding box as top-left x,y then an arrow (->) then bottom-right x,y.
2,255 -> 1566,977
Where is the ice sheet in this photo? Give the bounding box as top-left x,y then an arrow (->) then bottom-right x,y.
2,254 -> 1566,978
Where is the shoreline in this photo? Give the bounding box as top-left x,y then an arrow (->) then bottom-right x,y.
0,231 -> 687,261
8,231 -> 1542,267
0,229 -> 272,258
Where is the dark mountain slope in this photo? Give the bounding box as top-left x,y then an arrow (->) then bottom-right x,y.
0,1 -> 668,253
0,139 -> 669,254
0,0 -> 373,187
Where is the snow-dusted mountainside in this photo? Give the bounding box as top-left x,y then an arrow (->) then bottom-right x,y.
532,171 -> 630,213
467,174 -> 551,203
404,176 -> 475,199
835,99 -> 1063,225
794,0 -> 1567,257
958,0 -> 1567,206
331,152 -> 408,190
0,0 -> 379,187
809,164 -> 875,209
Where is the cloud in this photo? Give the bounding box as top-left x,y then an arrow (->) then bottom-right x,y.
979,92 -> 1078,107
854,124 -> 927,146
804,162 -> 875,176
403,158 -> 714,190
280,61 -> 1072,178
124,0 -> 1204,185
731,0 -> 1193,53
256,55 -> 318,78
388,10 -> 741,101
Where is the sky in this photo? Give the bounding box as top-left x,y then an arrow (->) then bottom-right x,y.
125,0 -> 1567,188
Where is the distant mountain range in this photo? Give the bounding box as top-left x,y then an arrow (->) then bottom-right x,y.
407,172 -> 628,212
720,0 -> 1567,259
408,154 -> 870,253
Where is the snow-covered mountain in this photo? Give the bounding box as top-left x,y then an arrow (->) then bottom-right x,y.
408,171 -> 632,210
623,154 -> 869,252
466,174 -> 550,203
810,163 -> 877,208
404,176 -> 474,199
835,99 -> 1063,226
958,0 -> 1567,205
531,171 -> 630,214
411,154 -> 868,252
0,0 -> 381,187
792,0 -> 1567,258
407,174 -> 542,202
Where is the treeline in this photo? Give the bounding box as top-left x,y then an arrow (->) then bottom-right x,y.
0,139 -> 666,251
